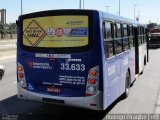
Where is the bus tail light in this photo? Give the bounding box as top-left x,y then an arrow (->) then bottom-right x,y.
17,63 -> 27,89
89,70 -> 97,77
19,73 -> 24,78
85,66 -> 99,97
18,66 -> 23,71
89,79 -> 96,84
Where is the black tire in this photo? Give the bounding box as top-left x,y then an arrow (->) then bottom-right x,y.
124,71 -> 130,98
0,71 -> 2,80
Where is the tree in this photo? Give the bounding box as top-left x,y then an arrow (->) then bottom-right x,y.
0,21 -> 6,38
8,23 -> 17,34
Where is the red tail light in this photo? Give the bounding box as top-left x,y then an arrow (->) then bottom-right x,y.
89,79 -> 96,84
85,66 -> 99,96
17,63 -> 27,89
19,73 -> 24,78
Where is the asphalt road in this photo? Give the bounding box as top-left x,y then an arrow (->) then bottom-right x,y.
0,49 -> 160,120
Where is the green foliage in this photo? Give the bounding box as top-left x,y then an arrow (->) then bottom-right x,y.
7,22 -> 17,34
0,22 -> 17,35
0,21 -> 5,34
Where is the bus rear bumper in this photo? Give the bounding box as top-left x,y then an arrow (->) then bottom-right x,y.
148,44 -> 160,49
17,84 -> 103,111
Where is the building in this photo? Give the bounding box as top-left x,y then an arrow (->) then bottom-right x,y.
0,9 -> 6,24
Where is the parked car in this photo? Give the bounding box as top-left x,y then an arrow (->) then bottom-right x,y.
0,65 -> 5,80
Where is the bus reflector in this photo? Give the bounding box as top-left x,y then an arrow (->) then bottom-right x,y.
85,93 -> 92,96
89,70 -> 97,77
18,66 -> 23,71
89,79 -> 96,84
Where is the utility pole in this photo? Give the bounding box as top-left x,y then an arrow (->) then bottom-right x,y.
83,0 -> 84,9
119,0 -> 120,16
137,11 -> 140,21
105,6 -> 110,12
21,0 -> 23,15
79,0 -> 82,9
134,4 -> 137,20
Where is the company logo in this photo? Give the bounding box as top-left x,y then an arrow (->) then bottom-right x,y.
47,87 -> 61,93
47,28 -> 55,37
28,61 -> 52,70
69,28 -> 88,37
66,21 -> 83,25
63,28 -> 72,36
55,28 -> 64,37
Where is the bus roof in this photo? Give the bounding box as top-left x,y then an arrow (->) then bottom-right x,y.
99,11 -> 139,26
19,9 -> 144,27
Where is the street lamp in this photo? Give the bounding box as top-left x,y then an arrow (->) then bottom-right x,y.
21,0 -> 23,15
79,0 -> 81,9
134,4 -> 137,20
119,0 -> 120,16
83,0 -> 84,9
105,6 -> 110,12
137,11 -> 140,21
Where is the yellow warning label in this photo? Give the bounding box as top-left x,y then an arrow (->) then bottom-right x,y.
23,20 -> 46,46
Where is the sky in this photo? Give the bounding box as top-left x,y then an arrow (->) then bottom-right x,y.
0,0 -> 160,24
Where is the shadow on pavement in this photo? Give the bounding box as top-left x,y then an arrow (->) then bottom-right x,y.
0,94 -> 124,120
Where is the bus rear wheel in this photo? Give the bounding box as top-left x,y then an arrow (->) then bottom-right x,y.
123,71 -> 130,98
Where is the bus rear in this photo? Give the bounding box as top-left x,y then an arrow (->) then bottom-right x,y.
149,28 -> 160,48
17,10 -> 103,110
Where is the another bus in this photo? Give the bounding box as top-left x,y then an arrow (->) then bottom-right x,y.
17,10 -> 148,110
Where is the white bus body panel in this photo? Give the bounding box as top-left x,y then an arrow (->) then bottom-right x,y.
138,43 -> 147,73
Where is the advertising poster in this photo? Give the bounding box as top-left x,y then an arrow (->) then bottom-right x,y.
23,16 -> 89,48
